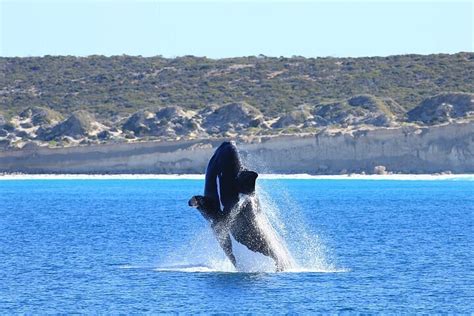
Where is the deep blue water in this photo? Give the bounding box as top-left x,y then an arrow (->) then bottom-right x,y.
0,178 -> 473,313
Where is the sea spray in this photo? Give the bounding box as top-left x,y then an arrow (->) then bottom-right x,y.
255,180 -> 340,272
158,148 -> 341,273
158,226 -> 237,272
242,151 -> 340,272
159,181 -> 339,273
247,194 -> 296,270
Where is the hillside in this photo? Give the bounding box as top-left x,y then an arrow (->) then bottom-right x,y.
0,53 -> 473,150
1,53 -> 472,118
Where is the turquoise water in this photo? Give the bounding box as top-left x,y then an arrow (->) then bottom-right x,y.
0,179 -> 473,313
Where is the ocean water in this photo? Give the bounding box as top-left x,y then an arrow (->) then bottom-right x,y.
0,178 -> 473,313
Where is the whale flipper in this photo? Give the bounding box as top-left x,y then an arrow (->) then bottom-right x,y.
188,195 -> 220,223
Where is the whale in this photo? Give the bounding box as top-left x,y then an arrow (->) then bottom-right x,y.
188,141 -> 290,271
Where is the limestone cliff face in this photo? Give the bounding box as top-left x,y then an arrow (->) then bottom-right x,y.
0,122 -> 473,174
243,121 -> 474,174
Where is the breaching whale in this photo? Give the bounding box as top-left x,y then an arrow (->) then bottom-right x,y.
188,141 -> 291,271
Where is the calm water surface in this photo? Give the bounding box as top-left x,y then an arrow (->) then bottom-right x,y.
0,179 -> 473,313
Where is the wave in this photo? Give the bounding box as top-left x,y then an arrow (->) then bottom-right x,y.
153,264 -> 349,274
155,263 -> 235,273
118,261 -> 349,273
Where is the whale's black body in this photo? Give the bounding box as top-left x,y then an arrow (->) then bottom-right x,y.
189,141 -> 286,270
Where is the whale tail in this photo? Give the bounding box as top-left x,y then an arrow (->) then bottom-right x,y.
237,170 -> 258,194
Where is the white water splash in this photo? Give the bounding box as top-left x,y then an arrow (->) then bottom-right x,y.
248,194 -> 296,270
157,180 -> 345,273
241,150 -> 344,273
158,227 -> 237,272
156,148 -> 347,273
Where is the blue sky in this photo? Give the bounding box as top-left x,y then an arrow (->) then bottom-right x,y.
0,0 -> 472,58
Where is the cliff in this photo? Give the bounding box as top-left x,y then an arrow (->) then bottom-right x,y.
1,121 -> 472,174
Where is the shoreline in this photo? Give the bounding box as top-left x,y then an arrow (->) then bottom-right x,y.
1,122 -> 473,175
1,173 -> 473,181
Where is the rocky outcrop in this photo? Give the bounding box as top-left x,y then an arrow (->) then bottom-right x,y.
407,93 -> 474,124
311,95 -> 401,127
154,106 -> 201,137
0,122 -> 472,174
373,165 -> 388,175
19,106 -> 63,126
0,114 -> 20,147
122,106 -> 200,138
0,108 -> 63,144
122,110 -> 153,136
97,130 -> 111,140
202,102 -> 263,134
1,92 -> 473,151
347,95 -> 404,116
37,110 -> 104,141
272,107 -> 313,128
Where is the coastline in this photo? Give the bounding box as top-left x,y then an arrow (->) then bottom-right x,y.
1,173 -> 473,181
0,121 -> 474,175
1,121 -> 474,175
